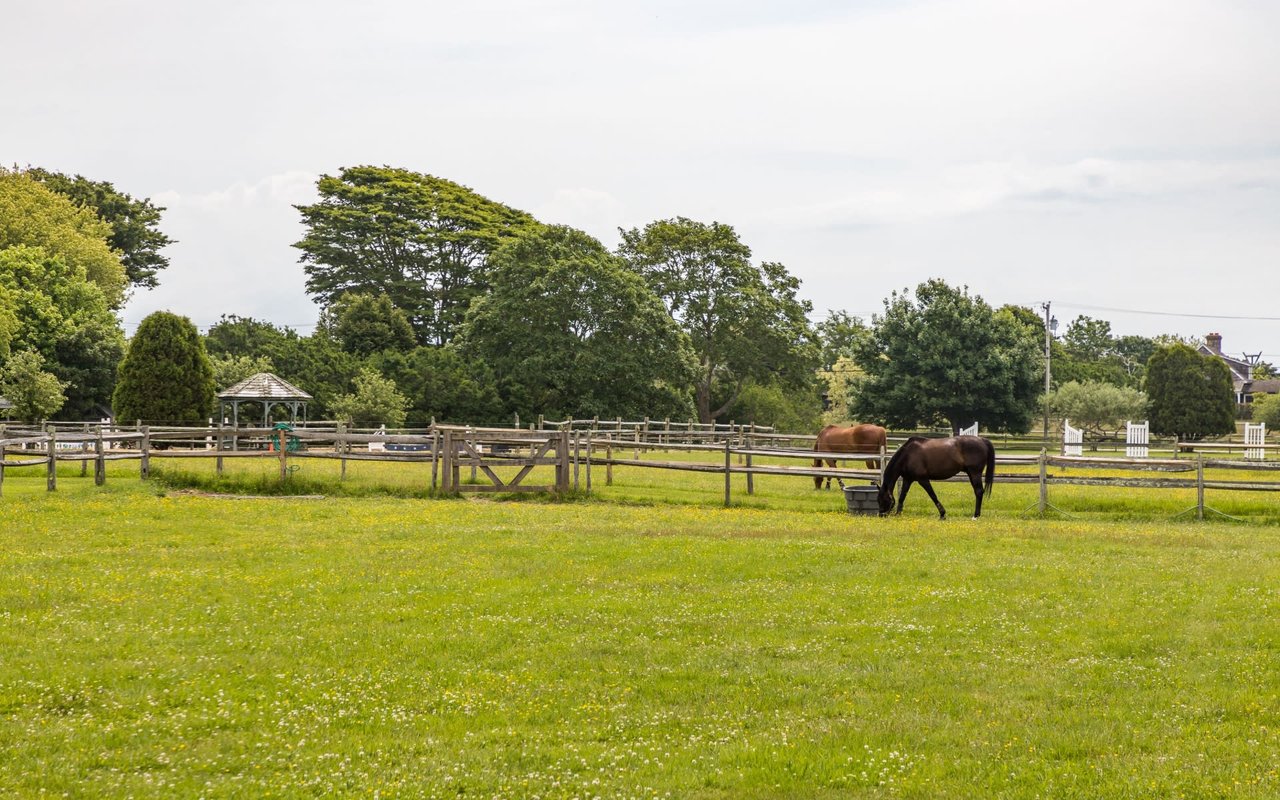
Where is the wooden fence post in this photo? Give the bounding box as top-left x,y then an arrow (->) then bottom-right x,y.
337,421 -> 347,481
46,425 -> 57,492
557,429 -> 570,493
431,427 -> 440,491
1196,454 -> 1205,521
724,438 -> 732,507
585,432 -> 592,492
432,427 -> 442,488
469,429 -> 478,484
277,426 -> 288,482
746,431 -> 754,495
606,439 -> 613,486
440,429 -> 452,493
81,422 -> 90,477
216,421 -> 225,477
0,423 -> 6,497
140,426 -> 151,480
94,426 -> 105,486
1038,449 -> 1048,514
573,432 -> 583,488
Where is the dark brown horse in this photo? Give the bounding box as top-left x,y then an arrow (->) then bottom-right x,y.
877,436 -> 995,519
812,424 -> 888,489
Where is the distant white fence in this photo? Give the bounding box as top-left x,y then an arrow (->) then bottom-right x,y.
1063,419 -> 1083,457
1246,422 -> 1266,461
959,422 -> 978,436
1126,420 -> 1150,459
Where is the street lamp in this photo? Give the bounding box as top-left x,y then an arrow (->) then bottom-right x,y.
1042,302 -> 1058,442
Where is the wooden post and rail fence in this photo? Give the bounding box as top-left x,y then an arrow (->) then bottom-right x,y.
2,422 -> 1278,513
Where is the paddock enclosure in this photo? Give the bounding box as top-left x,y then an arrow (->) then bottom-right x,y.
2,418 -> 1278,520
4,426 -> 1280,796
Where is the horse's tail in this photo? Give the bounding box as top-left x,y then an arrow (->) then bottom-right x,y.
984,438 -> 996,497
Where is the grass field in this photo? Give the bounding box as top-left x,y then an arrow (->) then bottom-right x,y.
2,461 -> 1280,797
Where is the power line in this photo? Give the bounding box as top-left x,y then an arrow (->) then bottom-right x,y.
1048,302 -> 1280,322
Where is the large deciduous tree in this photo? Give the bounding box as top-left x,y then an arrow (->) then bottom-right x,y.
1251,393 -> 1280,429
849,279 -> 1042,433
617,217 -> 817,424
0,349 -> 68,422
27,167 -> 175,292
458,225 -> 696,421
328,367 -> 409,429
1145,343 -> 1236,440
370,346 -> 504,425
815,310 -> 869,371
0,169 -> 127,308
331,292 -> 416,357
0,245 -> 126,419
1051,315 -> 1154,388
113,311 -> 216,423
1046,380 -> 1148,437
208,354 -> 276,391
294,166 -> 539,346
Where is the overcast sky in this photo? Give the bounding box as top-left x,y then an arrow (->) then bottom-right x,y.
5,0 -> 1279,360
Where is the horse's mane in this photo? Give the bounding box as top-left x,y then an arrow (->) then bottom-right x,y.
880,437 -> 925,491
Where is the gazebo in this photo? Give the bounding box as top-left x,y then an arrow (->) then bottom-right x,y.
218,373 -> 312,428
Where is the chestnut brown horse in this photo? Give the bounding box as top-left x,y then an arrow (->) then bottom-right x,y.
812,424 -> 888,489
877,435 -> 995,519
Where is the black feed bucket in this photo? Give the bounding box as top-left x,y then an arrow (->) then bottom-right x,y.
844,484 -> 879,516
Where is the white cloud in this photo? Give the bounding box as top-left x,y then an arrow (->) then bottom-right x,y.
762,157 -> 1280,227
4,0 -> 1275,355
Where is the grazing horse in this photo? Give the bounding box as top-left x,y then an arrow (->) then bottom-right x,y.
877,435 -> 995,519
812,424 -> 888,489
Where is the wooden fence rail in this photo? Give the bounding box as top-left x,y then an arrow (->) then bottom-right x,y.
2,425 -> 1278,515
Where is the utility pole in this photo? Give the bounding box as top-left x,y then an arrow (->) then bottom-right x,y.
1041,301 -> 1054,443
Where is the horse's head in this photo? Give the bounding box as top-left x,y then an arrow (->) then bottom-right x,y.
877,483 -> 894,516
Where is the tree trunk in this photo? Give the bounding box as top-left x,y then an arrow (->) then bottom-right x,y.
696,383 -> 713,425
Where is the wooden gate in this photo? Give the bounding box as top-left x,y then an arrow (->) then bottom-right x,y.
439,426 -> 569,494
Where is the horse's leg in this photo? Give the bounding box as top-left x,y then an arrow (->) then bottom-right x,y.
967,469 -> 985,518
894,478 -> 914,515
826,459 -> 837,490
917,479 -> 946,520
813,458 -> 823,490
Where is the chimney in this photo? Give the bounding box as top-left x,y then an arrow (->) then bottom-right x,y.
1205,332 -> 1222,354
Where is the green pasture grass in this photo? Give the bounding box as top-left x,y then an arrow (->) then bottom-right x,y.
2,476 -> 1280,797
6,445 -> 1280,523
152,445 -> 1280,524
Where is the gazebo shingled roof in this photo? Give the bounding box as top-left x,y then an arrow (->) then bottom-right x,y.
217,372 -> 311,428
218,372 -> 312,401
